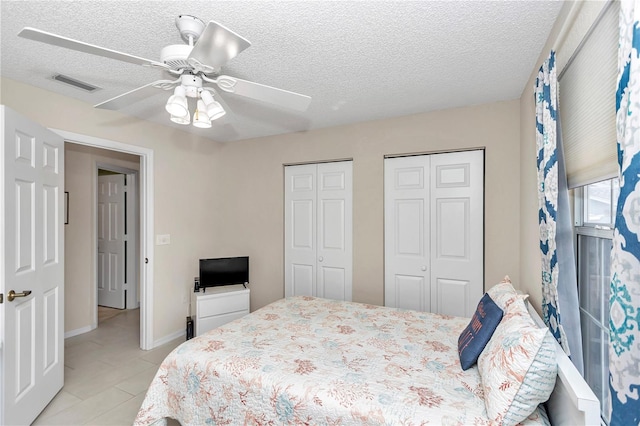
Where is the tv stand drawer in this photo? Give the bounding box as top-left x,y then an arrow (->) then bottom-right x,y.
193,287 -> 250,336
197,291 -> 249,318
196,310 -> 249,336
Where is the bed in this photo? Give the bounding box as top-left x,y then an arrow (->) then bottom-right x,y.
134,295 -> 599,426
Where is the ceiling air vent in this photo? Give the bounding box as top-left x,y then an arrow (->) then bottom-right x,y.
50,74 -> 101,92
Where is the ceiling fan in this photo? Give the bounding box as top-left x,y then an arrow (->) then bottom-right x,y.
18,15 -> 312,129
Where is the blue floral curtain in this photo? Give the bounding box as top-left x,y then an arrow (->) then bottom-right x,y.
535,51 -> 584,372
610,1 -> 640,424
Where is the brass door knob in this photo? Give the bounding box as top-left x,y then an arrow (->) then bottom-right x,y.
7,290 -> 32,302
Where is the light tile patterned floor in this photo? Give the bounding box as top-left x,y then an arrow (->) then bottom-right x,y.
33,309 -> 183,426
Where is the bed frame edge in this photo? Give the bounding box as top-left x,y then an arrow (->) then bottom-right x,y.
525,302 -> 600,426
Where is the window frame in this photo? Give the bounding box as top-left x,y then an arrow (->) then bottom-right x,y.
573,178 -> 618,425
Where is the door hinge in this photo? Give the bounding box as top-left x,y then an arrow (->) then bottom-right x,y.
0,293 -> 3,304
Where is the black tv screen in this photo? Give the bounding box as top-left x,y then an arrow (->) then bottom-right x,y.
199,256 -> 249,288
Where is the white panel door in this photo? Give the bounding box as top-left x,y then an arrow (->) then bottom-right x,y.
284,164 -> 317,297
384,150 -> 483,317
97,174 -> 126,309
1,106 -> 65,425
316,162 -> 352,301
384,156 -> 430,310
430,150 -> 484,317
285,161 -> 352,301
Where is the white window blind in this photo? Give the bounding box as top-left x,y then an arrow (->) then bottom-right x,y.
559,0 -> 619,189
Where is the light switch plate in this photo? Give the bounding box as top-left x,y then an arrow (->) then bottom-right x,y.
156,234 -> 171,245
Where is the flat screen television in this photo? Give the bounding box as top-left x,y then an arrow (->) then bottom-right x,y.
199,256 -> 249,289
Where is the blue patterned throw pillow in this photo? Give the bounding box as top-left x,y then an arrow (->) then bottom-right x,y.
458,293 -> 503,370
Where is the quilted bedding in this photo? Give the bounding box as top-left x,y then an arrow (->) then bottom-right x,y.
134,296 -> 549,425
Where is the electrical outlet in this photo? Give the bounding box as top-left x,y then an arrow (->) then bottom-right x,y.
156,234 -> 170,245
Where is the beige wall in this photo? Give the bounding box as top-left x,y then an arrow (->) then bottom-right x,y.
2,77 -> 521,342
64,144 -> 139,334
518,2 -> 608,313
1,77 -> 223,343
212,100 -> 521,309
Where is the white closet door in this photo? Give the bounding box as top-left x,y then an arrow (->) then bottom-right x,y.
284,164 -> 317,297
430,150 -> 484,317
384,150 -> 484,317
384,156 -> 430,311
316,162 -> 352,301
284,161 -> 352,301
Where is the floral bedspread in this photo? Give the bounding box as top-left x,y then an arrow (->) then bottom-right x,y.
134,296 -> 549,426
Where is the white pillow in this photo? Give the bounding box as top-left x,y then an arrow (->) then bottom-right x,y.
477,298 -> 557,425
486,276 -> 521,311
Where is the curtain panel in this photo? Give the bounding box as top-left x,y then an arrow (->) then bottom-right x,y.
610,1 -> 640,424
535,51 -> 583,373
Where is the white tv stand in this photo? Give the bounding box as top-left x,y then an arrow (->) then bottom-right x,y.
191,284 -> 250,336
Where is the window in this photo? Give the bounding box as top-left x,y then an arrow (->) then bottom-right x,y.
582,178 -> 619,226
574,177 -> 618,424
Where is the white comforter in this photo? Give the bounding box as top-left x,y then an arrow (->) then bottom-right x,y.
135,296 -> 549,425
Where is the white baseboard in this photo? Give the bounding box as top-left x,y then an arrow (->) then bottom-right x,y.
153,329 -> 185,348
64,324 -> 96,339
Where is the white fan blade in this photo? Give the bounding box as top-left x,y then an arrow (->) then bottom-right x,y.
18,27 -> 170,70
187,21 -> 251,71
94,81 -> 170,110
215,75 -> 311,111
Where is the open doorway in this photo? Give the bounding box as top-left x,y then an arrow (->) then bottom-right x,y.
65,144 -> 141,334
96,165 -> 140,324
56,128 -> 155,350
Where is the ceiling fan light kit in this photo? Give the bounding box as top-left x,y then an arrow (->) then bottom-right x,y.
165,86 -> 189,117
18,15 -> 312,132
170,112 -> 190,125
193,100 -> 212,128
200,90 -> 226,120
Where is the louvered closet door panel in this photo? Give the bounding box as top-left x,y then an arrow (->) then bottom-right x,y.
384,156 -> 430,311
316,161 -> 352,301
285,164 -> 317,297
429,150 -> 484,317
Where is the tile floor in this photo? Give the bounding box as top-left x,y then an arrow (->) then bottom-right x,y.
33,308 -> 183,425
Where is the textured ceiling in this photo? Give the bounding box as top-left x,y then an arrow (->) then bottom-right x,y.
0,1 -> 563,143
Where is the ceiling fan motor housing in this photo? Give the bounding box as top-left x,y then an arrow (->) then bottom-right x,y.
161,44 -> 193,70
